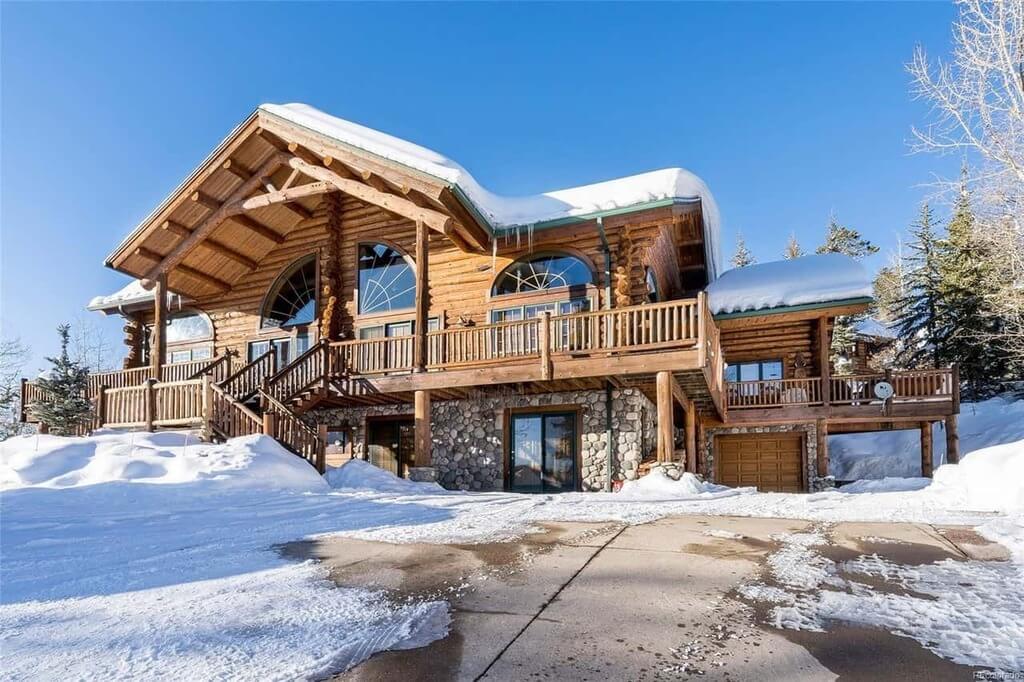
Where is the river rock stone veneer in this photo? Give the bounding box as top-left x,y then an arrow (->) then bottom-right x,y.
311,387 -> 656,491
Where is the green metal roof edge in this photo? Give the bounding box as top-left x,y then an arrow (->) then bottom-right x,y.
712,296 -> 873,320
492,197 -> 703,234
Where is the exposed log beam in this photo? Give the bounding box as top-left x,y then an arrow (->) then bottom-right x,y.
161,221 -> 257,270
285,155 -> 453,234
240,181 -> 333,213
229,214 -> 286,244
191,190 -> 221,212
437,187 -> 489,251
141,154 -> 286,288
221,159 -> 252,182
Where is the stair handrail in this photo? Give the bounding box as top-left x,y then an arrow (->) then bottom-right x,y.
208,381 -> 262,437
265,339 -> 330,403
257,387 -> 325,471
219,349 -> 276,400
186,354 -> 232,382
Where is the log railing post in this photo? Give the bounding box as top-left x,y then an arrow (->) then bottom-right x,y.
697,293 -> 707,367
151,274 -> 167,382
262,410 -> 277,437
19,378 -> 27,423
201,373 -> 214,440
144,378 -> 156,432
97,385 -> 108,427
539,312 -> 552,381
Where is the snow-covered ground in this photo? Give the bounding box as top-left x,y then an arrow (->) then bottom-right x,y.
1,395 -> 1021,679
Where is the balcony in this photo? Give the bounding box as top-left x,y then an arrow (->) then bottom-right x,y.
725,368 -> 959,421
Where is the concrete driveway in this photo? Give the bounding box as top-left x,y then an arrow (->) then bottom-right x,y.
282,516 -> 1008,681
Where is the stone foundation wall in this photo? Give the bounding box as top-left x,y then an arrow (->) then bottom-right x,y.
702,422 -> 832,492
310,387 -> 656,491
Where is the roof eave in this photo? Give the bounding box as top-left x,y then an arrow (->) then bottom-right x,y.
711,296 -> 873,321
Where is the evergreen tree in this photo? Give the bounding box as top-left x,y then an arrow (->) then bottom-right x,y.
872,263 -> 904,323
731,233 -> 755,268
30,324 -> 93,435
893,204 -> 944,369
816,213 -> 879,259
935,180 -> 1007,397
816,213 -> 879,363
783,233 -> 805,259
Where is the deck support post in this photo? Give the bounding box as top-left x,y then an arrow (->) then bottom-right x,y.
316,424 -> 328,473
151,273 -> 167,381
816,418 -> 829,478
656,371 -> 674,463
920,421 -> 933,478
945,414 -> 959,465
414,390 -> 432,467
818,315 -> 831,407
414,219 -> 429,372
539,311 -> 552,380
684,400 -> 697,472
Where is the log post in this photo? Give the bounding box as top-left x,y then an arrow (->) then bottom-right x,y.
920,421 -> 933,477
151,274 -> 167,381
262,411 -> 277,437
951,363 -> 961,414
19,378 -> 27,423
97,385 -> 108,427
697,292 -> 707,367
816,418 -> 829,479
317,423 -> 328,473
201,373 -> 214,439
414,390 -> 432,467
818,315 -> 831,407
414,219 -> 429,372
945,414 -> 960,465
144,378 -> 156,432
685,399 -> 697,472
656,370 -> 674,462
539,311 -> 552,381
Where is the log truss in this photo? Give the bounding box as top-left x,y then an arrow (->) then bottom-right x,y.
113,110 -> 491,297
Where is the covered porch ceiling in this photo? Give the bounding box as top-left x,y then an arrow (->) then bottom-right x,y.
105,109 -> 492,300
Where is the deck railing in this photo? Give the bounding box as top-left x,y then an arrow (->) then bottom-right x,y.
259,389 -> 325,472
726,367 -> 957,410
220,350 -> 276,401
335,335 -> 417,374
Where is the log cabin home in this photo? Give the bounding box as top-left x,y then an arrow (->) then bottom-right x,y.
21,103 -> 960,492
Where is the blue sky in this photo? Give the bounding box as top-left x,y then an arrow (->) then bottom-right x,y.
1,2 -> 959,371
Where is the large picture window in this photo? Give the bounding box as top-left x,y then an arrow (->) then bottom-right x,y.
358,243 -> 415,315
262,256 -> 317,329
725,360 -> 784,383
492,254 -> 593,296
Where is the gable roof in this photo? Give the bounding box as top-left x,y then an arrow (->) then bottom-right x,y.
706,254 -> 872,316
103,103 -> 720,300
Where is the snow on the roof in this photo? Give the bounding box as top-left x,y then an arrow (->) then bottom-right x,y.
857,316 -> 895,338
87,279 -> 186,312
259,103 -> 721,272
706,254 -> 872,315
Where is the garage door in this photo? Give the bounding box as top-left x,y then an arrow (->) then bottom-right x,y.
717,434 -> 804,492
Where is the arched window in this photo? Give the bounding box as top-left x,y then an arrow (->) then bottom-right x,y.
262,256 -> 317,329
645,267 -> 660,303
358,243 -> 415,314
166,311 -> 213,344
492,253 -> 593,296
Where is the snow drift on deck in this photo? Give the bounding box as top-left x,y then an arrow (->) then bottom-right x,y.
259,103 -> 721,267
706,254 -> 871,315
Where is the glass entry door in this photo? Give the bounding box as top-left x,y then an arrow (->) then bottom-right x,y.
367,418 -> 415,478
509,412 -> 577,493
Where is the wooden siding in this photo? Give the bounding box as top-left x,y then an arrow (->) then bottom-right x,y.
719,319 -> 820,378
126,198 -> 708,365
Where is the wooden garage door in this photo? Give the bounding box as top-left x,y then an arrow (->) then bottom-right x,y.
717,434 -> 804,492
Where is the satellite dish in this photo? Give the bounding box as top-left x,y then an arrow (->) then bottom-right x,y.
874,381 -> 895,400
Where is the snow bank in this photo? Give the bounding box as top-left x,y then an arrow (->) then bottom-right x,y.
932,440 -> 1024,513
617,469 -> 751,500
325,458 -> 447,494
259,103 -> 721,271
0,431 -> 327,492
706,254 -> 871,315
831,395 -> 1024,480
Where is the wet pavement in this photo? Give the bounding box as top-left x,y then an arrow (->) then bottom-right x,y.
278,516 -> 1011,681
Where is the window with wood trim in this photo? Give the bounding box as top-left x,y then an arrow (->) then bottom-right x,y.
141,311 -> 213,365
492,253 -> 593,296
262,256 -> 317,329
725,360 -> 784,383
358,243 -> 415,315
